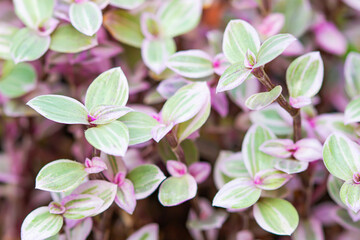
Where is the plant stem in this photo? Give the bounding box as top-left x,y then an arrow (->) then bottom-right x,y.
165,132 -> 186,164
251,67 -> 302,142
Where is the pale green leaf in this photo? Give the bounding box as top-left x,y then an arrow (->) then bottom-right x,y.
340,181 -> 360,213
345,97 -> 360,124
14,0 -> 55,29
103,10 -> 143,48
0,24 -> 18,60
255,34 -> 296,67
89,105 -> 132,125
253,198 -> 299,235
245,86 -> 282,110
323,133 -> 360,181
216,63 -> 252,92
327,175 -> 346,207
69,2 -> 102,36
222,20 -> 260,64
212,177 -> 261,209
157,0 -> 202,38
127,223 -> 159,240
345,52 -> 360,99
167,50 -> 214,78
110,0 -> 145,9
63,194 -> 104,219
254,169 -> 291,190
220,152 -> 250,178
36,159 -> 87,192
275,159 -> 308,174
85,67 -> 129,110
85,121 -> 129,156
141,38 -> 176,75
21,207 -> 63,240
158,174 -> 197,206
10,28 -> 50,63
293,218 -> 324,240
127,164 -> 166,199
50,24 -> 98,53
27,95 -> 89,125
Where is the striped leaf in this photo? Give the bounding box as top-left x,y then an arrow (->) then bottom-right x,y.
253,198 -> 299,235
21,207 -> 63,240
0,24 -> 18,60
176,86 -> 211,142
89,105 -> 132,125
167,50 -> 214,78
222,20 -> 260,64
27,95 -> 89,125
275,159 -> 309,174
327,175 -> 346,207
69,2 -> 102,36
286,52 -> 324,106
260,139 -> 293,159
67,218 -> 93,240
127,164 -> 166,200
151,123 -> 174,143
245,86 -> 282,110
158,174 -> 197,206
50,24 -> 98,53
345,97 -> 360,124
345,52 -> 360,99
0,61 -> 36,98
340,181 -> 360,213
36,159 -> 88,192
85,67 -> 129,110
14,0 -> 54,29
127,223 -> 159,240
293,218 -> 324,240
216,63 -> 252,92
115,179 -> 137,214
161,82 -> 209,125
100,152 -> 126,181
10,28 -> 50,63
140,12 -> 162,39
242,124 -> 276,177
212,177 -> 261,209
62,194 -> 104,219
323,133 -> 360,181
141,38 -> 176,75
72,180 -> 117,214
254,169 -> 292,190
156,77 -> 188,99
119,112 -> 159,145
220,152 -> 250,178
85,121 -> 129,156
103,10 -> 143,48
227,77 -> 260,109
157,0 -> 202,38
255,34 -> 296,67
110,0 -> 145,9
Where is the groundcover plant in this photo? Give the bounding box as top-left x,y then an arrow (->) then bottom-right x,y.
2,0 -> 360,239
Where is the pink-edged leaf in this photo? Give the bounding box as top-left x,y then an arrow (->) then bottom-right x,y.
289,96 -> 312,109
151,123 -> 173,142
275,159 -> 309,174
211,88 -> 229,117
140,12 -> 162,39
66,218 -> 93,240
127,223 -> 159,240
166,160 -> 187,177
115,179 -> 137,214
48,201 -> 66,215
156,76 -> 188,99
84,157 -> 107,174
293,138 -> 323,162
216,63 -> 252,93
313,21 -> 347,56
100,152 -> 127,182
260,139 -> 293,159
188,162 -> 211,184
253,169 -> 292,190
62,194 -> 104,219
257,13 -> 285,38
213,53 -> 231,76
89,105 -> 133,125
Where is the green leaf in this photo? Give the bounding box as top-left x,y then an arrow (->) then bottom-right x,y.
127,223 -> 159,240
14,0 -> 55,29
10,28 -> 50,63
110,0 -> 145,9
212,177 -> 261,209
89,105 -> 132,125
254,169 -> 292,190
293,218 -> 324,240
323,133 -> 360,181
340,181 -> 360,213
103,10 -> 143,48
220,152 -> 250,178
62,194 -> 104,219
85,121 -> 129,156
275,159 -> 309,174
0,61 -> 36,98
216,63 -> 252,92
119,112 -> 159,145
27,95 -> 89,125
69,2 -> 102,36
345,97 -> 360,124
327,175 -> 346,207
242,124 -> 276,177
245,86 -> 282,110
36,159 -> 88,192
141,38 -> 176,75
85,67 -> 129,110
166,50 -> 214,78
158,174 -> 197,206
157,0 -> 202,38
0,24 -> 18,60
222,20 -> 260,64
127,164 -> 166,199
345,52 -> 360,99
21,207 -> 63,240
253,198 -> 299,235
255,34 -> 296,67
286,51 -> 324,100
50,24 -> 98,53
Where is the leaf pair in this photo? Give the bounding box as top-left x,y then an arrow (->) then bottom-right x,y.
217,19 -> 296,92
28,67 -> 131,156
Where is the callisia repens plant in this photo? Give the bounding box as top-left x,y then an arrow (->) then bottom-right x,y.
1,0 -> 360,239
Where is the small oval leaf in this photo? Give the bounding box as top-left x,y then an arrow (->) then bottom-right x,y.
245,86 -> 282,110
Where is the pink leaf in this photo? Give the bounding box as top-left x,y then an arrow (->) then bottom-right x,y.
293,138 -> 323,162
84,157 -> 107,174
257,13 -> 285,38
289,96 -> 312,108
167,160 -> 187,177
189,162 -> 211,184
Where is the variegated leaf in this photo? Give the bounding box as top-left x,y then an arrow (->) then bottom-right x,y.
220,152 -> 250,178
216,63 -> 252,92
245,86 -> 282,110
127,223 -> 159,240
327,175 -> 346,207
293,218 -> 324,240
89,105 -> 132,125
14,0 -> 54,29
62,194 -> 104,219
274,159 -> 309,174
69,2 -> 102,36
345,52 -> 360,99
110,0 -> 145,9
340,181 -> 360,213
345,97 -> 360,124
115,179 -> 137,214
253,169 -> 292,190
0,24 -> 18,60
